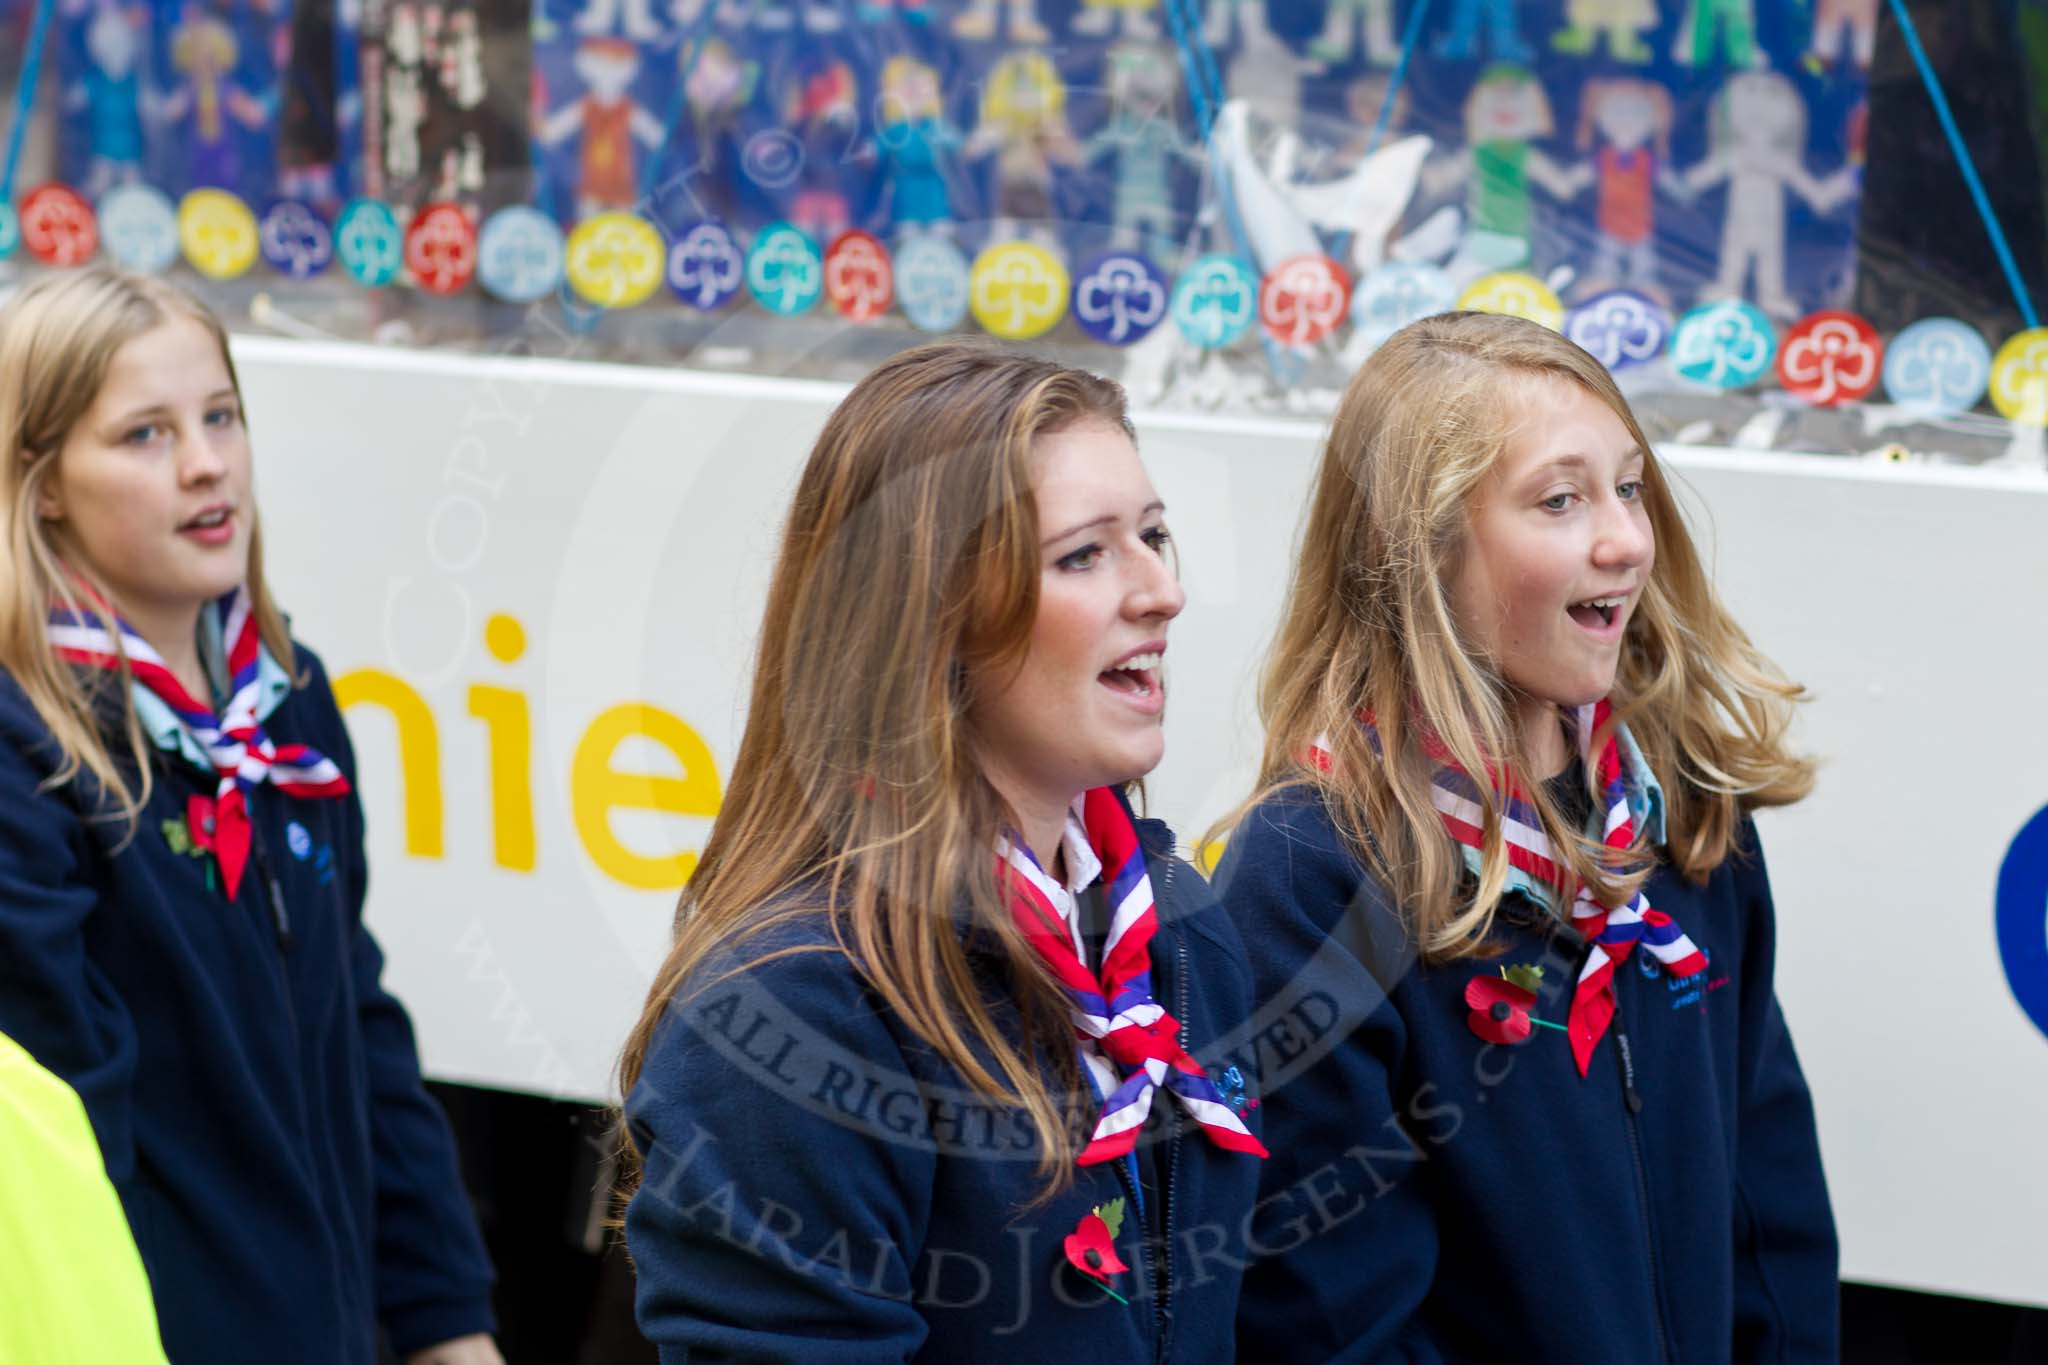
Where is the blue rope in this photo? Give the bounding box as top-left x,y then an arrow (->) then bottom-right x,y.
1161,0 -> 1218,139
1886,0 -> 2038,329
2,0 -> 59,202
1367,0 -> 1433,157
1162,0 -> 1297,381
1182,0 -> 1224,137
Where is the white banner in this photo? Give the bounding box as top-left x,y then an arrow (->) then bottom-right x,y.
234,336 -> 2048,1309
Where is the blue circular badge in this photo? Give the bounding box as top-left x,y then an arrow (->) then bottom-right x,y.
745,222 -> 824,316
1670,299 -> 1778,390
258,199 -> 334,279
1883,316 -> 1992,418
286,820 -> 313,861
97,184 -> 180,274
666,220 -> 744,312
1565,289 -> 1673,373
1170,254 -> 1259,350
477,206 -> 565,303
1997,802 -> 2048,1046
1071,251 -> 1169,347
0,202 -> 17,259
895,234 -> 970,333
335,199 -> 402,287
1348,262 -> 1456,355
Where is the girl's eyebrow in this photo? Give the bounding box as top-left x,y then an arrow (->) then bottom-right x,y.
1520,448 -> 1646,485
105,389 -> 239,427
1042,500 -> 1166,546
1517,453 -> 1589,488
105,403 -> 173,427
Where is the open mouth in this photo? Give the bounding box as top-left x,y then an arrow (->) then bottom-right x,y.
178,506 -> 236,544
1567,595 -> 1625,630
1098,650 -> 1162,700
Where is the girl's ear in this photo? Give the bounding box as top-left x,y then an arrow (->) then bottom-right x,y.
32,458 -> 64,522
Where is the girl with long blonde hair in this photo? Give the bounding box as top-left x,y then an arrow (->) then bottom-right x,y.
1216,311 -> 1836,1362
619,340 -> 1266,1361
0,270 -> 498,1365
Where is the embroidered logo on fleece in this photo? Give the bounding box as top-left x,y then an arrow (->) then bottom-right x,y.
286,819 -> 338,886
1211,1064 -> 1259,1116
1638,943 -> 1730,1009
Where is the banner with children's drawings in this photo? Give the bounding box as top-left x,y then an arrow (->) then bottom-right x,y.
509,0 -> 1876,322
25,0 -> 2048,439
13,0 -> 1870,311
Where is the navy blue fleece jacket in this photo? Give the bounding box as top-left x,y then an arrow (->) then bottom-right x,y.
0,649 -> 494,1362
624,812 -> 1267,1363
1215,788 -> 1837,1365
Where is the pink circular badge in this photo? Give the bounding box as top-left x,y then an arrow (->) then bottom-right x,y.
824,230 -> 894,322
1776,309 -> 1883,407
19,184 -> 98,266
403,203 -> 479,296
1259,255 -> 1351,347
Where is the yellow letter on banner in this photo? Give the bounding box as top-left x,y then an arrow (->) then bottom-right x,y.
467,614 -> 537,872
468,685 -> 535,871
570,704 -> 722,889
333,669 -> 445,858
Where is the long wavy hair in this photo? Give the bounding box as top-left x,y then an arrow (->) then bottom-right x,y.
0,269 -> 293,828
1220,312 -> 1814,962
616,340 -> 1136,1194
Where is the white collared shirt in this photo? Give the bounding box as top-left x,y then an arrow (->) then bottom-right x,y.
1049,796 -> 1105,968
1042,798 -> 1128,1105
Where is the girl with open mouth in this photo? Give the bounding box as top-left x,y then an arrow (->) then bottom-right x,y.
620,340 -> 1267,1361
1216,310 -> 1835,1364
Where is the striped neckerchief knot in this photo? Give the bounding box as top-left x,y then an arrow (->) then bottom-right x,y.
999,787 -> 1268,1166
1310,699 -> 1704,1076
1549,698 -> 1706,1074
50,586 -> 352,901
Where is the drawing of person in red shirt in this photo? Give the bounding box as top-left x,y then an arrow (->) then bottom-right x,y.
538,38 -> 665,218
1574,77 -> 1676,296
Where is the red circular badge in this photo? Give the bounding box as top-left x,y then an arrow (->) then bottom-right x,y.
1258,255 -> 1351,346
403,203 -> 478,296
1776,309 -> 1883,407
824,230 -> 894,322
19,184 -> 98,266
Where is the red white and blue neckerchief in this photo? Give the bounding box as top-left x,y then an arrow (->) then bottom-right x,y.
999,787 -> 1268,1166
49,586 -> 351,901
1311,699 -> 1706,1076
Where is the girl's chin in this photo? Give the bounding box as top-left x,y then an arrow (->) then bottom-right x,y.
1511,676 -> 1620,713
1090,745 -> 1166,794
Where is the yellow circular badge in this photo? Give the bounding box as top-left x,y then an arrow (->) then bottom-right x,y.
177,190 -> 258,281
1990,327 -> 2048,426
565,212 -> 665,309
1458,271 -> 1563,331
969,242 -> 1069,341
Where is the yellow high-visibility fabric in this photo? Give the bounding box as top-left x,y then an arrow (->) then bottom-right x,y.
0,1031 -> 167,1363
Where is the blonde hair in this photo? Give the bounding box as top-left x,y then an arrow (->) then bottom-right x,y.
617,340 -> 1135,1196
1222,312 -> 1813,962
0,269 -> 293,828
